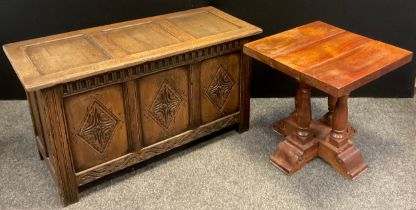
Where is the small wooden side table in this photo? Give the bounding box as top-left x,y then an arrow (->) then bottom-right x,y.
244,21 -> 412,179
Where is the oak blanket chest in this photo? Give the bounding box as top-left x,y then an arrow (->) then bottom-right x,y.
3,7 -> 262,205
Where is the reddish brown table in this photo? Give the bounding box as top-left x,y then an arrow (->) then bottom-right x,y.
244,21 -> 412,179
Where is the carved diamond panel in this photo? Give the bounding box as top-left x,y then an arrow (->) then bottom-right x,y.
78,100 -> 119,153
148,81 -> 183,130
205,65 -> 235,109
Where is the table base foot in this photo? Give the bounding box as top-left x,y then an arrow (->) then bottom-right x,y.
271,117 -> 367,179
270,135 -> 319,175
319,139 -> 368,180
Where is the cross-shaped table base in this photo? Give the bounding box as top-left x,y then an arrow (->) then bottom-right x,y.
270,83 -> 368,180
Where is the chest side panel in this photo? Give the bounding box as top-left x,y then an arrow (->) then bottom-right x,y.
200,52 -> 240,124
63,84 -> 129,172
138,67 -> 190,147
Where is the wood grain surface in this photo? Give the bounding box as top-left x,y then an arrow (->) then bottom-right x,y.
63,84 -> 129,172
244,21 -> 412,96
3,7 -> 261,205
3,6 -> 261,91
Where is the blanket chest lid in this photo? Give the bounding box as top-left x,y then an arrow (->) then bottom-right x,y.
3,6 -> 262,91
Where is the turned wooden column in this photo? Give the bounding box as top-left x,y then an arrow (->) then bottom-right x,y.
328,95 -> 349,147
272,82 -> 313,137
270,82 -> 319,174
294,83 -> 312,142
321,95 -> 356,139
319,95 -> 368,179
321,95 -> 337,126
289,82 -> 303,119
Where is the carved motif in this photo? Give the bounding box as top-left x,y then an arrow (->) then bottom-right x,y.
78,100 -> 119,153
205,65 -> 235,109
148,81 -> 182,130
76,113 -> 239,185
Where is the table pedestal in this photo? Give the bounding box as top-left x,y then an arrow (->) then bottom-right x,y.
270,82 -> 368,180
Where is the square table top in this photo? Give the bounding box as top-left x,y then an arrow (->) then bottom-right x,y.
244,21 -> 413,96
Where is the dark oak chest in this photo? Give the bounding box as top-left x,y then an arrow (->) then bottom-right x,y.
3,7 -> 262,205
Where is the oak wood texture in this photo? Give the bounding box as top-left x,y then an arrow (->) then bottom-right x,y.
244,21 -> 412,179
244,21 -> 413,97
41,88 -> 79,205
201,53 -> 240,124
139,67 -> 190,146
63,84 -> 129,172
3,6 -> 261,91
270,83 -> 320,174
76,113 -> 240,186
3,7 -> 262,206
